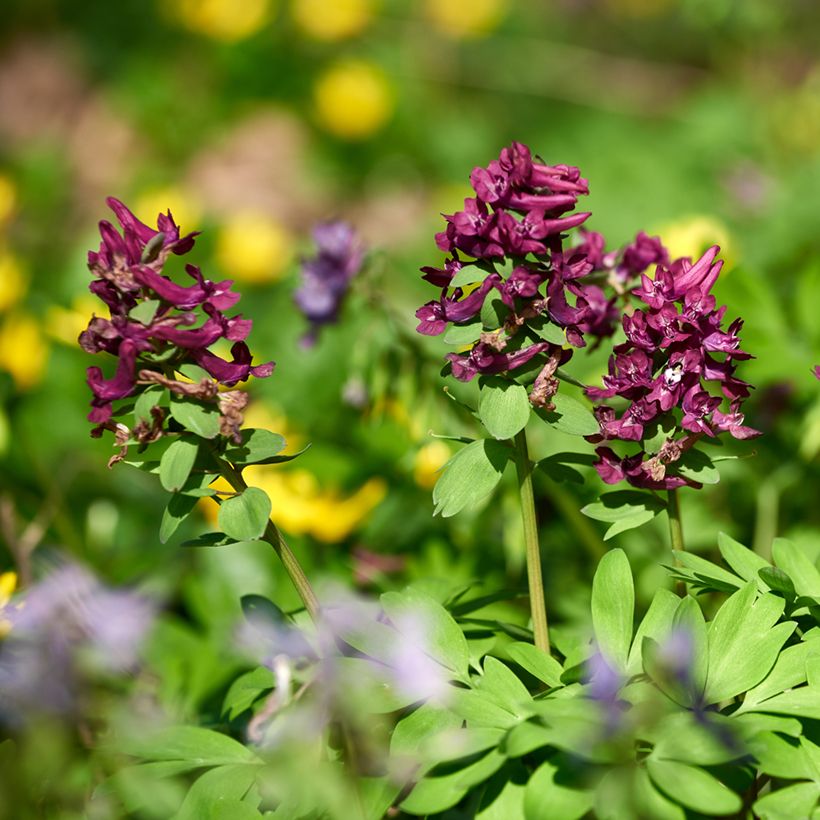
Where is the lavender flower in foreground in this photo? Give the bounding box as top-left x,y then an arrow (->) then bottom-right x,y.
80,198 -> 273,451
586,244 -> 760,490
415,142 -> 619,405
295,221 -> 364,346
0,560 -> 155,721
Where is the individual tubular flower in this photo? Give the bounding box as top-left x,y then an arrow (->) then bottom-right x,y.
416,142 -> 618,396
294,221 -> 364,345
586,244 -> 760,490
81,197 -> 273,439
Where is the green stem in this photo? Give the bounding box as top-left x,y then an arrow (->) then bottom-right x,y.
214,455 -> 320,623
513,430 -> 550,654
667,488 -> 686,597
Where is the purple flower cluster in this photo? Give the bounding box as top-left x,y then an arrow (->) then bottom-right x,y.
295,221 -> 364,346
81,198 -> 273,431
586,244 -> 760,490
416,143 -> 619,397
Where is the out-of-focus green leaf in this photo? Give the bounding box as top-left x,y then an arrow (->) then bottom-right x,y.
591,548 -> 634,672
432,439 -> 511,517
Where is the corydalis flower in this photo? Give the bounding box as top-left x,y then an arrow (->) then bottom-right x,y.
416,142 -> 617,398
586,244 -> 759,490
295,221 -> 364,346
81,198 -> 273,438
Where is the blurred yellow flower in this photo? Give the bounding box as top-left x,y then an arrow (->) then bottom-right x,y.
0,175 -> 17,225
242,401 -> 303,449
424,0 -> 507,39
314,59 -> 394,140
291,0 -> 374,40
134,186 -> 201,234
0,312 -> 48,391
216,212 -> 294,284
45,295 -> 98,346
653,215 -> 736,270
203,469 -> 386,543
169,0 -> 274,41
0,571 -> 17,638
0,250 -> 26,314
413,441 -> 452,489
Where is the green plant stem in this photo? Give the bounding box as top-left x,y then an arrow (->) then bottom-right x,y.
215,455 -> 320,623
513,430 -> 550,654
667,488 -> 686,597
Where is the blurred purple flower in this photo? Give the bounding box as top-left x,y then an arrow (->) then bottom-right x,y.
81,198 -> 273,435
295,221 -> 364,345
0,561 -> 155,721
586,245 -> 759,490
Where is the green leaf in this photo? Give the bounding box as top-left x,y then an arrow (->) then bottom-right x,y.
740,685 -> 820,720
447,688 -> 521,729
505,642 -> 562,687
717,532 -> 770,590
134,386 -> 167,423
381,588 -> 469,679
480,297 -> 508,330
760,567 -> 797,600
218,487 -> 271,542
524,761 -> 593,820
675,448 -> 720,484
705,586 -> 792,704
748,731 -> 815,780
773,538 -> 820,597
169,395 -> 221,439
591,549 -> 634,672
475,657 -> 531,716
670,551 -> 745,593
159,492 -> 199,544
581,491 -> 666,541
174,764 -> 259,820
400,750 -> 506,815
476,764 -> 527,820
443,322 -> 482,346
181,532 -> 241,548
642,417 -> 676,454
651,712 -> 744,766
754,782 -> 820,820
530,319 -> 567,346
159,437 -> 199,492
223,429 -> 286,466
130,299 -> 161,325
478,376 -> 531,440
221,667 -> 275,720
97,761 -> 190,818
390,705 -> 463,758
450,267 -> 490,289
646,758 -> 742,816
432,439 -> 511,518
535,452 -> 595,484
541,393 -> 599,436
741,640 -> 820,710
120,726 -> 257,765
626,587 -> 679,677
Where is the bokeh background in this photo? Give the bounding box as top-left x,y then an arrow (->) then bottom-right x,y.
1,0 -> 820,786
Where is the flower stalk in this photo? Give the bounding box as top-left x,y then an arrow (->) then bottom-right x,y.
667,488 -> 686,597
213,453 -> 320,622
513,430 -> 550,653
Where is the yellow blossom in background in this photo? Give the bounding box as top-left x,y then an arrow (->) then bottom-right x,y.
203,468 -> 386,543
0,312 -> 48,391
242,401 -> 303,449
0,175 -> 17,225
45,295 -> 98,346
653,215 -> 736,270
413,441 -> 452,489
169,0 -> 274,42
291,0 -> 374,40
0,571 -> 17,638
0,249 -> 26,313
314,59 -> 394,140
134,186 -> 201,234
216,212 -> 294,283
424,0 -> 507,39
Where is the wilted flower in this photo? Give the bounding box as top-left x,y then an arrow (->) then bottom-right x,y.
0,561 -> 155,721
416,142 -> 621,403
295,221 -> 364,345
80,198 -> 273,448
586,244 -> 760,489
